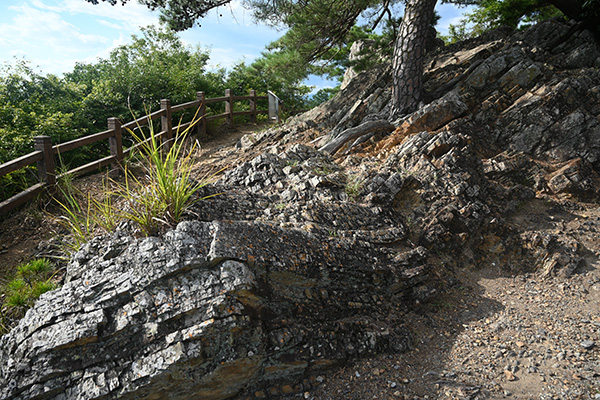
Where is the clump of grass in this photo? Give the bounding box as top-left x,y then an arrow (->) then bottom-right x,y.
118,108 -> 219,236
53,106 -> 220,244
53,183 -> 96,251
53,173 -> 119,253
0,258 -> 57,336
313,166 -> 334,175
345,175 -> 364,200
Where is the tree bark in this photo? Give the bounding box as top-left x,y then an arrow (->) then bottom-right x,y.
390,0 -> 438,118
546,0 -> 583,21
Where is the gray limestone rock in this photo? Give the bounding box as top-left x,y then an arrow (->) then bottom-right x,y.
0,221 -> 419,400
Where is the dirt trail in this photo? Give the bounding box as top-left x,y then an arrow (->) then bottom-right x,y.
306,200 -> 600,400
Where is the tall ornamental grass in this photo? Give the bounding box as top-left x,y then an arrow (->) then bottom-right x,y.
53,106 -> 220,250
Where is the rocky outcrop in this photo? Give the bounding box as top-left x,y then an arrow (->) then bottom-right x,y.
340,40 -> 376,90
415,20 -> 600,167
0,219 -> 420,400
1,17 -> 600,400
288,19 -> 600,166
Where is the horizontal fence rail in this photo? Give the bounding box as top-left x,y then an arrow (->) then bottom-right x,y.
0,89 -> 281,215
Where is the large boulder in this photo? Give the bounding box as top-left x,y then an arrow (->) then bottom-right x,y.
0,220 -> 422,400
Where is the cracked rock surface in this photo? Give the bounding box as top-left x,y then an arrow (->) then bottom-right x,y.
0,220 -> 418,400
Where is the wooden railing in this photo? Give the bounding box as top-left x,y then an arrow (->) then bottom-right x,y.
0,89 -> 281,215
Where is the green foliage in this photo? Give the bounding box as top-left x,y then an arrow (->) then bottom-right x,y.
305,87 -> 339,108
0,25 -> 227,201
469,0 -> 561,32
440,0 -> 568,43
254,1 -> 402,85
119,110 -> 215,235
0,61 -> 85,163
64,25 -> 223,130
0,21 -> 325,206
224,60 -> 313,115
0,61 -> 91,202
0,258 -> 57,336
0,168 -> 35,204
581,0 -> 600,21
18,258 -> 53,277
54,108 -> 219,242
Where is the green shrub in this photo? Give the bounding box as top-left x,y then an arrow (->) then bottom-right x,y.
0,258 -> 57,336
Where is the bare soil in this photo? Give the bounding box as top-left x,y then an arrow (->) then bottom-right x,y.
307,198 -> 600,400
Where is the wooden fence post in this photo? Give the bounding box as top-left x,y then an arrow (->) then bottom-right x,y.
161,99 -> 173,150
249,90 -> 257,124
197,91 -> 206,137
225,89 -> 234,126
107,118 -> 123,177
34,136 -> 56,185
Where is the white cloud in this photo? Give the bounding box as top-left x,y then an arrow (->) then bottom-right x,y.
0,0 -> 162,75
80,33 -> 129,64
435,3 -> 474,36
217,0 -> 256,26
29,0 -> 62,12
0,3 -> 108,51
305,75 -> 337,94
437,15 -> 466,36
60,0 -> 159,27
9,49 -> 28,58
206,47 -> 247,69
97,19 -> 127,31
0,0 -> 281,75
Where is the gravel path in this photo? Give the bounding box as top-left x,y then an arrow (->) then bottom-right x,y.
303,199 -> 600,400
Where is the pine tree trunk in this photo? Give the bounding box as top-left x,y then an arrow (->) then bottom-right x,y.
547,0 -> 583,20
390,0 -> 437,118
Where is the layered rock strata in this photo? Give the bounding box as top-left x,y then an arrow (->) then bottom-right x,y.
0,220 -> 421,399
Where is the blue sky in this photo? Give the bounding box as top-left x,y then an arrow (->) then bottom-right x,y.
0,0 -> 471,91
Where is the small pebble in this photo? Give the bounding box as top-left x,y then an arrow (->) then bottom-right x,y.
504,370 -> 516,381
581,340 -> 595,350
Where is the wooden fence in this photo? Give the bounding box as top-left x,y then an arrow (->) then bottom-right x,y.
0,89 -> 282,215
